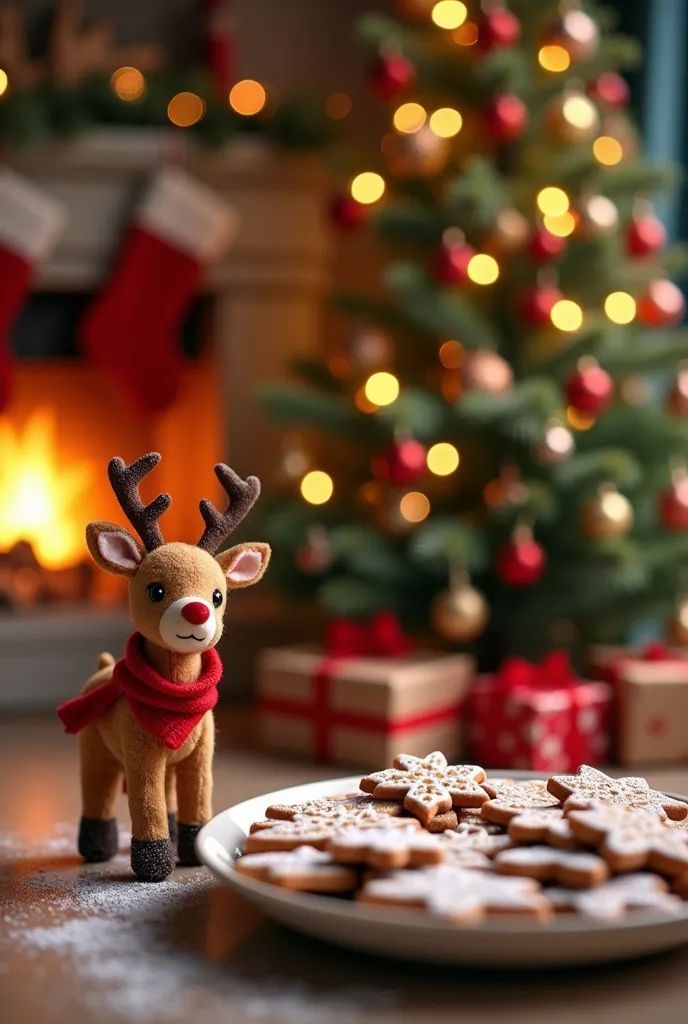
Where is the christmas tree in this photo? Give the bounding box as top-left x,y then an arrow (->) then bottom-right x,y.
259,0 -> 688,666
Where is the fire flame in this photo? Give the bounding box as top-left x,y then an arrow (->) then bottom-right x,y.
0,408 -> 93,570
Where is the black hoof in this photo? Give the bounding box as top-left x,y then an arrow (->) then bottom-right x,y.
78,817 -> 118,863
130,838 -> 175,882
177,823 -> 203,866
168,811 -> 178,844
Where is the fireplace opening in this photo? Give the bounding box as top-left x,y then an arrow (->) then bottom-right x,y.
1,293 -> 222,610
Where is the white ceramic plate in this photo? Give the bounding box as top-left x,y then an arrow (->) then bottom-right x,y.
196,771 -> 688,967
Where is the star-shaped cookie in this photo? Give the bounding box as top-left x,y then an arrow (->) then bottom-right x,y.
360,751 -> 489,825
547,765 -> 688,820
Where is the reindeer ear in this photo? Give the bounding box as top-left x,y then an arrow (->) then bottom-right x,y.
86,522 -> 144,577
216,542 -> 271,589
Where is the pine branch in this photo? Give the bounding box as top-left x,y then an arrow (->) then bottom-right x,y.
318,575 -> 402,618
329,524 -> 416,584
527,325 -> 609,377
455,378 -> 561,442
378,388 -> 451,441
444,157 -> 505,230
384,261 -> 497,348
373,202 -> 446,248
600,331 -> 688,374
258,384 -> 372,439
602,162 -> 681,199
409,517 -> 488,575
290,357 -> 345,393
552,449 -> 643,492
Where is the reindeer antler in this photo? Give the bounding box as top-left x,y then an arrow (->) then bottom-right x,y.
197,465 -> 261,554
107,453 -> 171,552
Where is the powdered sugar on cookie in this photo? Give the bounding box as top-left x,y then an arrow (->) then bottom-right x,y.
360,752 -> 489,826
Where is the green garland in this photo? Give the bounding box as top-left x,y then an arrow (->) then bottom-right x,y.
0,68 -> 334,151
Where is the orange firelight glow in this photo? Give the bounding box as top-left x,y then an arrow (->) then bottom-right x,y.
0,408 -> 93,569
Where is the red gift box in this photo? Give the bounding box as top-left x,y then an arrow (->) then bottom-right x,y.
468,651 -> 612,773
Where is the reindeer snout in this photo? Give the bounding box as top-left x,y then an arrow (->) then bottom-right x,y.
181,601 -> 211,625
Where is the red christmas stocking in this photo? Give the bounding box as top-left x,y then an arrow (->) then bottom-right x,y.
80,167 -> 238,416
0,168 -> 66,411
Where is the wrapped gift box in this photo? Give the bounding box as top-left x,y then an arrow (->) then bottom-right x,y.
467,652 -> 612,773
614,656 -> 688,765
256,639 -> 474,769
587,643 -> 688,685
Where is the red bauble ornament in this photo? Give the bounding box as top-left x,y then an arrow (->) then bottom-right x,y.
587,72 -> 630,109
432,241 -> 476,284
660,474 -> 688,531
372,439 -> 427,485
668,366 -> 688,416
368,54 -> 416,100
528,227 -> 566,263
496,527 -> 546,587
637,280 -> 686,328
627,214 -> 667,256
565,359 -> 614,414
519,283 -> 563,326
484,94 -> 528,141
329,194 -> 366,229
477,8 -> 521,50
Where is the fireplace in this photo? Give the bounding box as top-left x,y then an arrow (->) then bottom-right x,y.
0,128 -> 329,709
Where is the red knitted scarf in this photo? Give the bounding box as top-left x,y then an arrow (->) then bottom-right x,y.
57,632 -> 222,750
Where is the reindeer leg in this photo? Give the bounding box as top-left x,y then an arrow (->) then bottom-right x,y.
123,738 -> 174,882
176,713 -> 214,866
78,725 -> 122,863
165,765 -> 178,845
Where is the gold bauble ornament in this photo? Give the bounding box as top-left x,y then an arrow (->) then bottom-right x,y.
580,483 -> 634,539
431,575 -> 490,642
548,88 -> 600,143
461,349 -> 513,396
668,597 -> 688,645
384,124 -> 450,179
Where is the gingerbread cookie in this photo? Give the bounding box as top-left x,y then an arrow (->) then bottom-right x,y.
457,810 -> 504,835
548,874 -> 683,920
567,801 -> 688,876
507,807 -> 578,850
423,810 -> 459,833
547,765 -> 688,821
358,864 -> 552,923
246,812 -> 422,854
440,827 -> 512,862
672,874 -> 688,899
236,845 -> 358,892
360,752 -> 489,826
326,823 -> 442,870
265,794 -> 402,822
495,846 -> 609,888
481,781 -> 561,825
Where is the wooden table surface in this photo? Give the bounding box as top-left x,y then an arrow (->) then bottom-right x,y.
4,713 -> 688,1024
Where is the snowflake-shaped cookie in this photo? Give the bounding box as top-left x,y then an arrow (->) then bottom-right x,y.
326,823 -> 443,870
265,793 -> 402,822
547,765 -> 688,820
567,801 -> 688,875
481,781 -> 561,825
245,812 -> 420,854
236,845 -> 358,893
495,845 -> 609,888
548,874 -> 683,920
507,807 -> 578,850
360,751 -> 489,825
358,864 -> 552,923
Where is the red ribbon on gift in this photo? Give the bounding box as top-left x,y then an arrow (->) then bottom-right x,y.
493,650 -> 576,695
259,612 -> 461,761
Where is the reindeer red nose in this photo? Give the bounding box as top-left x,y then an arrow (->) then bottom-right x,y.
181,601 -> 210,625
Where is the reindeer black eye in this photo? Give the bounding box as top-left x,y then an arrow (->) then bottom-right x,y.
147,583 -> 165,603
212,589 -> 223,608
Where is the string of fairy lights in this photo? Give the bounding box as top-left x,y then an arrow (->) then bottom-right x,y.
109,66 -> 267,125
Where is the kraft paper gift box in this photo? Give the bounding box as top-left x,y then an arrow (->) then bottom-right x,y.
587,643 -> 688,684
467,651 -> 612,773
616,657 -> 688,765
256,644 -> 475,769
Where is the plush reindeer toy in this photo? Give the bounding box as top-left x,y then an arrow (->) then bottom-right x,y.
58,453 -> 270,882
